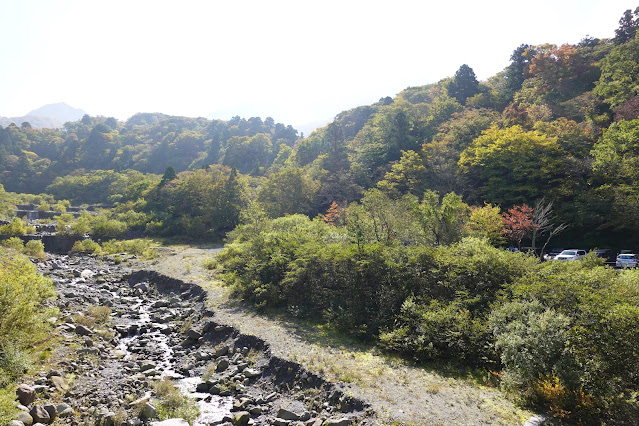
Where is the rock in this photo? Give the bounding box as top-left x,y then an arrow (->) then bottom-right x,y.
16,384 -> 36,405
277,407 -> 300,421
249,406 -> 262,415
323,418 -> 351,426
185,328 -> 201,340
42,404 -> 57,422
243,368 -> 261,378
216,359 -> 230,372
16,411 -> 33,426
9,421 -> 25,426
272,419 -> 290,426
231,411 -> 250,426
214,345 -> 230,357
50,375 -> 69,393
80,269 -> 94,279
55,403 -> 73,418
74,325 -> 93,336
29,405 -> 51,424
139,361 -> 156,372
141,402 -> 157,419
150,420 -> 190,426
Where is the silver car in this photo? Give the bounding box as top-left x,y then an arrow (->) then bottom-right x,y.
555,249 -> 586,261
616,253 -> 638,268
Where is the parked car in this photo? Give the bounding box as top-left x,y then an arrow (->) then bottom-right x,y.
543,248 -> 564,260
616,253 -> 638,268
594,249 -> 612,262
555,249 -> 587,261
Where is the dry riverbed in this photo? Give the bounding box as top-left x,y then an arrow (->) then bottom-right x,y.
134,246 -> 537,425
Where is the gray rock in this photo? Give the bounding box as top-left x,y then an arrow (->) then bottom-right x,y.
277,407 -> 300,421
214,345 -> 230,357
141,402 -> 157,419
8,421 -> 25,426
139,361 -> 156,372
150,420 -> 190,426
16,411 -> 33,426
42,404 -> 57,422
216,359 -> 230,372
50,375 -> 69,393
231,411 -> 250,426
16,384 -> 36,405
29,405 -> 51,424
74,324 -> 93,336
243,368 -> 261,378
323,418 -> 351,426
55,403 -> 73,418
185,328 -> 201,340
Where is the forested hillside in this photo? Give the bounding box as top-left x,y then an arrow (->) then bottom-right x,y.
2,11 -> 639,249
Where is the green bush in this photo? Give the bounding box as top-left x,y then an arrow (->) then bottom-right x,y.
23,240 -> 45,260
0,251 -> 56,347
0,219 -> 26,236
71,239 -> 102,255
489,300 -> 577,400
90,215 -> 129,240
0,237 -> 24,250
100,238 -> 155,258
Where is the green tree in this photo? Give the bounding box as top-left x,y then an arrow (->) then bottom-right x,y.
458,125 -> 565,205
595,36 -> 639,108
447,64 -> 480,105
257,168 -> 318,218
413,191 -> 470,246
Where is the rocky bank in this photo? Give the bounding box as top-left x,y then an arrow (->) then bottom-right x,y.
9,254 -> 373,426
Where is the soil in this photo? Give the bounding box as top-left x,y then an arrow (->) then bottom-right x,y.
133,245 -> 538,425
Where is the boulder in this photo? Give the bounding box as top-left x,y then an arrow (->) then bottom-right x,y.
50,375 -> 69,393
74,325 -> 93,336
231,411 -> 250,426
16,384 -> 36,405
29,405 -> 51,424
323,418 -> 352,426
150,420 -> 190,426
16,411 -> 33,426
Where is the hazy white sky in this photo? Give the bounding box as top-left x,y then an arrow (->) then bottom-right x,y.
0,1 -> 636,129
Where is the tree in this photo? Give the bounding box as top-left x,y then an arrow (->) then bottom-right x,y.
414,191 -> 470,246
257,168 -> 318,218
377,150 -> 427,198
595,36 -> 639,108
465,203 -> 505,245
159,165 -> 177,187
501,204 -> 535,250
531,198 -> 568,257
614,7 -> 639,45
447,64 -> 480,105
458,125 -> 565,205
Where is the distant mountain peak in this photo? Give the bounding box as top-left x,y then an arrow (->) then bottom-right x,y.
27,103 -> 87,123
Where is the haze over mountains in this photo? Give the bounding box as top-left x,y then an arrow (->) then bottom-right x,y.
0,102 -> 86,128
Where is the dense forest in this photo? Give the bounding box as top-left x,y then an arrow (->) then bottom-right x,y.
3,7 -> 639,423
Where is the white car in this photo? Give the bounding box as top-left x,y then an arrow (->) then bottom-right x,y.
616,253 -> 638,268
555,249 -> 586,261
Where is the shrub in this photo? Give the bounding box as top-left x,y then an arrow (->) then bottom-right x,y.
90,216 -> 128,240
0,218 -> 26,236
0,237 -> 24,250
23,240 -> 45,260
100,238 -> 155,259
489,300 -> 577,401
0,251 -> 56,347
153,379 -> 199,423
71,239 -> 102,255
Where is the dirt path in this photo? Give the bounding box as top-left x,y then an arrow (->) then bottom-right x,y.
135,245 -> 536,425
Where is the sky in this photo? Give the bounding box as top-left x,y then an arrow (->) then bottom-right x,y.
0,0 -> 636,132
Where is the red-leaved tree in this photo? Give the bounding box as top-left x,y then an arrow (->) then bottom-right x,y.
502,204 -> 537,250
